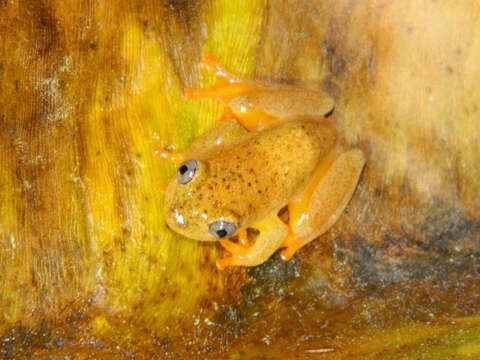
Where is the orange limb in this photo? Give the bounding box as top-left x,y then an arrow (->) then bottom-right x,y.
279,149 -> 339,261
288,149 -> 338,231
185,54 -> 282,132
184,82 -> 253,104
218,238 -> 249,256
219,108 -> 236,122
216,229 -> 250,270
232,108 -> 278,132
153,146 -> 185,165
154,148 -> 182,193
216,237 -> 250,271
203,54 -> 240,81
217,215 -> 288,269
160,180 -> 170,193
237,228 -> 248,246
279,227 -> 305,261
184,54 -> 258,106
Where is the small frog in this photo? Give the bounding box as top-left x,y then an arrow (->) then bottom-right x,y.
155,54 -> 365,270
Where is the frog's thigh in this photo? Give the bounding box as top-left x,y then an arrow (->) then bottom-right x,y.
229,91 -> 335,132
231,89 -> 335,122
285,149 -> 366,258
217,214 -> 288,269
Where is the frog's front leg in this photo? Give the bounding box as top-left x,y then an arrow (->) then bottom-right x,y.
216,214 -> 288,270
153,147 -> 186,165
153,146 -> 187,192
154,119 -> 247,164
280,149 -> 366,261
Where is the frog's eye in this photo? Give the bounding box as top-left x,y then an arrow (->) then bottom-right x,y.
177,159 -> 199,185
208,220 -> 237,239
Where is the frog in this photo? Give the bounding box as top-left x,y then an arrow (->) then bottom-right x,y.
155,54 -> 365,270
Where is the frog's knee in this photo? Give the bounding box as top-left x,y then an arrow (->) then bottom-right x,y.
289,148 -> 365,241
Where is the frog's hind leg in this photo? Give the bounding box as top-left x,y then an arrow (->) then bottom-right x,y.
204,53 -> 240,82
216,215 -> 288,270
184,54 -> 258,104
185,54 -> 266,130
218,107 -> 236,122
281,149 -> 366,261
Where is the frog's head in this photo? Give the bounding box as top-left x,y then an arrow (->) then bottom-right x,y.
163,159 -> 240,241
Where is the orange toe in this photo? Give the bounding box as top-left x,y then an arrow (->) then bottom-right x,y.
219,238 -> 248,257
280,228 -> 295,248
219,109 -> 236,122
153,146 -> 185,165
160,181 -> 170,193
203,54 -> 238,81
184,88 -> 196,99
280,230 -> 304,261
280,246 -> 298,261
217,231 -> 251,269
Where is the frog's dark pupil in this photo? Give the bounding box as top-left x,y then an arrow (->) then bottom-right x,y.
216,229 -> 228,238
179,164 -> 188,175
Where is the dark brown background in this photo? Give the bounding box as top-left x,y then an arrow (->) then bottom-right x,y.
0,0 -> 479,358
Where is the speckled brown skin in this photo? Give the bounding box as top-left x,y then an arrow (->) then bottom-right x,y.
164,115 -> 338,241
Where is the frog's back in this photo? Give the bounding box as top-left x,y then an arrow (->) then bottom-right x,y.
201,115 -> 338,227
